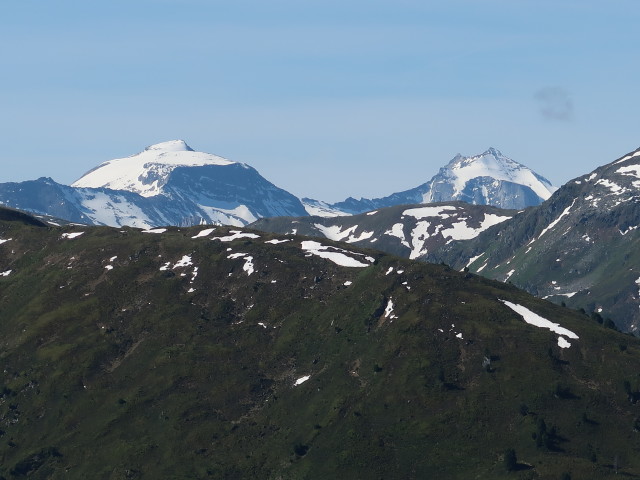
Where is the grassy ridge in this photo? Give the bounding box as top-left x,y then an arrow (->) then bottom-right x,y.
1,215 -> 639,479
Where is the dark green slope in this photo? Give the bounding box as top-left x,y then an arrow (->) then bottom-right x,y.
1,209 -> 640,479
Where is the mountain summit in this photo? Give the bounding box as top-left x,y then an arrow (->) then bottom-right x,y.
309,148 -> 556,216
0,141 -> 308,228
422,148 -> 556,208
73,140 -> 237,197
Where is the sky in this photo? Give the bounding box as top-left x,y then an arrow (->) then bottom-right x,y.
1,0 -> 639,202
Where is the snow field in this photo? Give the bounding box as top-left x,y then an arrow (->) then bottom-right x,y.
500,300 -> 578,348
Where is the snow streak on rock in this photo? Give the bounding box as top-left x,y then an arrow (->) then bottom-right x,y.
300,241 -> 373,268
500,300 -> 578,348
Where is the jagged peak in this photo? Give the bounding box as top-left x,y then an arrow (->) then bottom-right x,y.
144,140 -> 194,152
482,147 -> 504,157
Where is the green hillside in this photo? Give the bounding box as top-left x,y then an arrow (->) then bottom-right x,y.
1,209 -> 639,479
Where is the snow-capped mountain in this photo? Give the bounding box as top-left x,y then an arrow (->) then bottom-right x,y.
0,141 -> 308,228
311,148 -> 556,216
73,140 -> 235,196
428,146 -> 640,334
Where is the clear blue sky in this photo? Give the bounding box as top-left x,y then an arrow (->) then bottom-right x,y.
1,0 -> 639,202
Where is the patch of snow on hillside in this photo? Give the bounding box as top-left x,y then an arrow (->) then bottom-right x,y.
403,205 -> 458,219
294,375 -> 311,386
620,226 -> 638,236
0,238 -> 11,245
265,239 -> 291,244
366,211 -> 378,216
243,256 -> 254,275
385,267 -> 394,275
105,265 -> 114,271
300,241 -> 372,268
384,298 -> 397,320
557,337 -> 572,349
344,281 -> 352,286
143,228 -> 167,234
500,300 -> 578,346
61,232 -> 85,239
596,178 -> 627,195
532,198 -> 577,243
482,213 -> 512,229
226,252 -> 255,275
174,255 -> 193,268
466,254 -> 484,268
192,228 -> 216,238
0,270 -> 12,277
384,223 -> 410,248
505,269 -> 515,280
440,213 -> 511,244
313,224 -> 375,243
302,199 -> 349,217
617,164 -> 640,179
213,230 -> 260,242
314,224 -> 357,241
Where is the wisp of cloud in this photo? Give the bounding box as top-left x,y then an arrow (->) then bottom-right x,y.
534,87 -> 573,121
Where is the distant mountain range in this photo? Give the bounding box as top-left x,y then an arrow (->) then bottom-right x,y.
0,142 -> 554,228
303,148 -> 556,216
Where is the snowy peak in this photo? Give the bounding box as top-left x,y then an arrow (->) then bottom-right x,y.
442,148 -> 555,200
72,140 -> 237,197
323,148 -> 557,215
424,148 -> 556,208
145,140 -> 194,152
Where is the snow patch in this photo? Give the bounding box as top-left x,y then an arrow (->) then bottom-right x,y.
294,375 -> 311,386
384,223 -> 410,248
174,255 -> 193,268
0,238 -> 11,245
557,337 -> 571,349
142,228 -> 167,234
61,232 -> 85,239
226,252 -> 254,275
212,230 -> 260,242
0,270 -> 12,277
384,298 -> 398,320
530,198 -> 576,244
300,241 -> 372,268
265,238 -> 291,244
500,300 -> 578,347
192,228 -> 216,238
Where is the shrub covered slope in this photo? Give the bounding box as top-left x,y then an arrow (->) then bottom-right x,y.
0,208 -> 639,479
